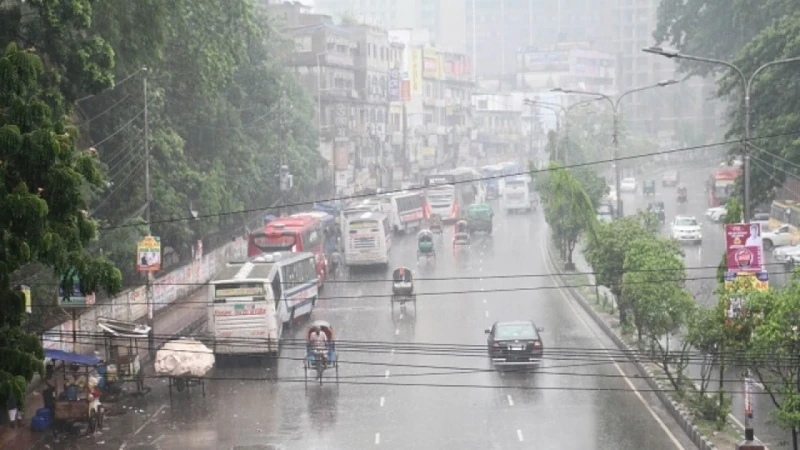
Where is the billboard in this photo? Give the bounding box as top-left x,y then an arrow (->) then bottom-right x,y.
410,48 -> 423,95
137,235 -> 162,272
422,50 -> 442,79
725,223 -> 764,272
388,29 -> 412,78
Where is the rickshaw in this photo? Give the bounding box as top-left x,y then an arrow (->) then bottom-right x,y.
304,320 -> 339,387
453,220 -> 471,248
417,229 -> 435,264
44,350 -> 106,438
429,214 -> 443,235
643,180 -> 656,196
391,267 -> 417,310
466,203 -> 493,235
677,185 -> 688,203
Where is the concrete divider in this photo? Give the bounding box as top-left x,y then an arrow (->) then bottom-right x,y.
545,232 -> 716,450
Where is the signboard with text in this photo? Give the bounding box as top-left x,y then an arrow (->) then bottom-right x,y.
137,235 -> 162,272
725,223 -> 764,272
389,69 -> 400,101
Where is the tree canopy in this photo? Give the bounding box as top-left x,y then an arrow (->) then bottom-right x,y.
541,163 -> 596,268
654,1 -> 800,205
0,0 -> 322,406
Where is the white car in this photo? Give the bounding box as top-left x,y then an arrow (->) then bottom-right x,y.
671,216 -> 702,245
620,178 -> 637,193
763,224 -> 796,250
705,206 -> 727,223
773,244 -> 800,262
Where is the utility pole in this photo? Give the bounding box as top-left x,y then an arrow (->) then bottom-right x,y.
142,67 -> 154,358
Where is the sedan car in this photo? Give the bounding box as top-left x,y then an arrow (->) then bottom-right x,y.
662,170 -> 680,187
705,206 -> 727,223
486,321 -> 544,369
671,215 -> 702,244
620,177 -> 638,193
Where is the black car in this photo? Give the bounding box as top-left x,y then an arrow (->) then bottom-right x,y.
485,321 -> 544,369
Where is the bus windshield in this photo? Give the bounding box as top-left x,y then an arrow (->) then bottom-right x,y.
250,232 -> 297,253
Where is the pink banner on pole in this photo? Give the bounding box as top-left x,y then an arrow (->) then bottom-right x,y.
725,223 -> 764,272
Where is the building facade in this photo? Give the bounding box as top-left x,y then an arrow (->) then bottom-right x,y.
516,44 -> 616,95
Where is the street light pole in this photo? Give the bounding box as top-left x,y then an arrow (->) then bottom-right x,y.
316,51 -> 331,195
643,47 -> 800,223
525,98 -> 603,166
552,80 -> 678,218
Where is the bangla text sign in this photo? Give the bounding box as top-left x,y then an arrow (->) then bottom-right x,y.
725,223 -> 764,272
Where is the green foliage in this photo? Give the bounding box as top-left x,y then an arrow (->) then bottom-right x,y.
584,213 -> 658,323
0,42 -> 121,408
622,236 -> 691,345
570,167 -> 609,209
542,163 -> 596,266
739,282 -> 800,441
654,1 -> 800,206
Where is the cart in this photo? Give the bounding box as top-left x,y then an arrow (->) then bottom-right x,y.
304,320 -> 339,388
391,267 -> 417,310
44,350 -> 105,438
155,338 -> 214,400
97,317 -> 151,396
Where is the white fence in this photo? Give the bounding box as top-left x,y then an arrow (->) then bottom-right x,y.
42,237 -> 247,353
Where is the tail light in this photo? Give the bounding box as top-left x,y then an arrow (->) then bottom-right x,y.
492,343 -> 501,353
532,341 -> 542,350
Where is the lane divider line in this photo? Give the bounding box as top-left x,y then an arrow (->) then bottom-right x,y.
384,370 -> 390,379
517,430 -> 524,442
380,396 -> 385,407
375,433 -> 381,445
395,328 -> 400,336
507,395 -> 514,406
485,310 -> 489,318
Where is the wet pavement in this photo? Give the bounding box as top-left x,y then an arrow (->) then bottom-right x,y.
32,203 -> 698,450
623,161 -> 788,448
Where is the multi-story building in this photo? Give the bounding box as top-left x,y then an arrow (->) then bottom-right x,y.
312,0 -> 417,29
471,93 -> 524,156
464,0 -> 531,84
516,44 -> 616,95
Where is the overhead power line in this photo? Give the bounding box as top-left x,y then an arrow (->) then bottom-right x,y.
98,130 -> 800,231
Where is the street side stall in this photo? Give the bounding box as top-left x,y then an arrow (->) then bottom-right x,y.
42,349 -> 105,438
155,338 -> 215,401
97,317 -> 151,397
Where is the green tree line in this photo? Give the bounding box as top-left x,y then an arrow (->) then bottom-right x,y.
1,0 -> 321,408
655,0 -> 800,206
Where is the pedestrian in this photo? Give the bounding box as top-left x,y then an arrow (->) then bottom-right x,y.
329,249 -> 343,279
6,394 -> 19,428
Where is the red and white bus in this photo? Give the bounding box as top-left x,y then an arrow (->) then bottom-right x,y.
708,167 -> 742,207
248,216 -> 327,286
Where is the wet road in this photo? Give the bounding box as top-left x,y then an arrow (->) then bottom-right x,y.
622,162 -> 789,448
37,202 -> 698,449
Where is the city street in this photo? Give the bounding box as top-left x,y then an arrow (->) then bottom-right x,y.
33,203 -> 697,449
620,162 -> 788,448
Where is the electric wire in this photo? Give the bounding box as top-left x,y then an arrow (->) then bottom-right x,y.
98,130 -> 800,231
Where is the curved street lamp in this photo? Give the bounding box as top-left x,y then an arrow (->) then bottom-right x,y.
643,46 -> 800,223
551,80 -> 679,217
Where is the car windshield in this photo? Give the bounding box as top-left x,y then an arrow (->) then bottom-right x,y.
675,218 -> 698,227
495,323 -> 537,340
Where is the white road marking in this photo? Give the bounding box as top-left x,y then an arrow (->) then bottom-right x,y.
517,430 -> 524,442
390,348 -> 395,354
544,238 -> 686,450
380,396 -> 385,407
399,313 -> 404,319
507,395 -> 514,406
482,298 -> 487,304
385,370 -> 390,379
119,403 -> 167,450
395,328 -> 399,335
375,433 -> 381,444
485,310 -> 489,318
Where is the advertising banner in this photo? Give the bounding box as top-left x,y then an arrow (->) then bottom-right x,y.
423,50 -> 440,79
137,235 -> 162,272
725,223 -> 764,272
389,68 -> 401,101
724,271 -> 769,292
410,49 -> 423,94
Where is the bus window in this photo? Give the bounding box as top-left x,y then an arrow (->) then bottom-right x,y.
271,273 -> 282,307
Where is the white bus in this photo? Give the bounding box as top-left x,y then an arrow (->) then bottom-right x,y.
502,175 -> 534,213
423,169 -> 485,221
208,252 -> 318,356
344,211 -> 392,267
385,191 -> 424,233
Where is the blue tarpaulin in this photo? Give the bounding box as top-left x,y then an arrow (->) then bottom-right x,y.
44,349 -> 101,366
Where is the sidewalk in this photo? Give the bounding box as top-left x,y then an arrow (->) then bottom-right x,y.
0,285 -> 209,448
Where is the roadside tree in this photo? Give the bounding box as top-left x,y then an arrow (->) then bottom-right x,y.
584,213 -> 658,324
542,163 -> 596,269
622,236 -> 694,392
0,43 -> 122,407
